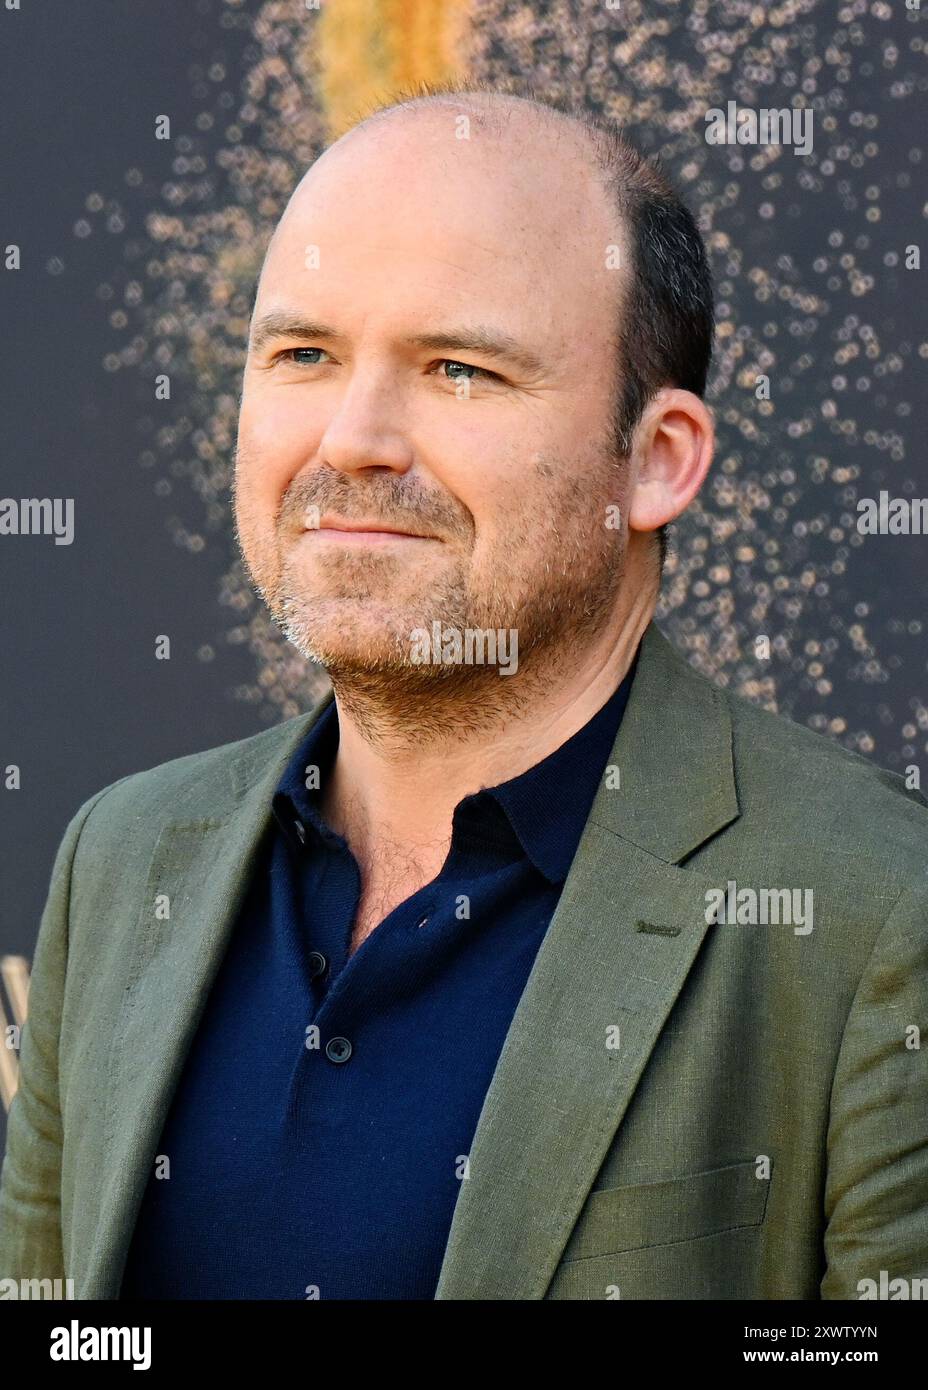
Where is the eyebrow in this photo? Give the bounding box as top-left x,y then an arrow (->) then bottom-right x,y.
248,311 -> 546,376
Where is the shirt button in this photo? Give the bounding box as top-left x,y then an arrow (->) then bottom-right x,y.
293,819 -> 307,845
325,1036 -> 352,1064
307,950 -> 327,979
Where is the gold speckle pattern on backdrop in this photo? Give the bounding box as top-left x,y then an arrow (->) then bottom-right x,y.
316,0 -> 469,138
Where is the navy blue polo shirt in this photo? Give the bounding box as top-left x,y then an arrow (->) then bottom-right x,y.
118,655 -> 637,1300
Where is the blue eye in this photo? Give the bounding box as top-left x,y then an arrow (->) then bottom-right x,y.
284,347 -> 330,365
439,359 -> 495,382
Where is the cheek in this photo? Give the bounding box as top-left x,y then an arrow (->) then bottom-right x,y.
463,482 -> 528,575
237,391 -> 314,505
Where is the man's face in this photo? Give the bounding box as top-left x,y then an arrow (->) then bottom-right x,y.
234,107 -> 632,686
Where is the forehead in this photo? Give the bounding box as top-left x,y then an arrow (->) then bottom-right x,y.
258,110 -> 623,332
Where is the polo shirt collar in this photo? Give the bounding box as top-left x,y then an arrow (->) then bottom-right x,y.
485,651 -> 637,882
272,647 -> 639,887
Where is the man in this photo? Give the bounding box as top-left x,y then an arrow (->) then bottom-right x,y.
1,81 -> 926,1301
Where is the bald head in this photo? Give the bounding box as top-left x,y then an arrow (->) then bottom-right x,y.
253,81 -> 713,471
332,86 -> 611,178
265,90 -> 624,367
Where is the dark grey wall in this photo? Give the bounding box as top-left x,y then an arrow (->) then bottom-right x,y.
1,0 -> 260,953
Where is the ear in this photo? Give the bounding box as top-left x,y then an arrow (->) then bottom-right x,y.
627,388 -> 714,535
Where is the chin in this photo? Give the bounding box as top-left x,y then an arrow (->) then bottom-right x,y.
279,598 -> 425,667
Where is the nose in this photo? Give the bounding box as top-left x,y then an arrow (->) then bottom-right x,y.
317,365 -> 415,477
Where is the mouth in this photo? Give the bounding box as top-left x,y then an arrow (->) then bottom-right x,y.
302,516 -> 437,545
304,528 -> 433,545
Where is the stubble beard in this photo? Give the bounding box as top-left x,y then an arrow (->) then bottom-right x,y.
234,449 -> 629,747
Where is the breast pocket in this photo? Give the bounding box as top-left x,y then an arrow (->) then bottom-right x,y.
548,1158 -> 771,1298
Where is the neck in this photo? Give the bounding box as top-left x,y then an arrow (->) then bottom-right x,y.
320,564 -> 657,867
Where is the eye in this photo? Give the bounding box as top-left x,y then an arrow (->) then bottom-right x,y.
436,359 -> 498,383
277,347 -> 331,366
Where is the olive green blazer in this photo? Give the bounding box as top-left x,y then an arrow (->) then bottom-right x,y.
2,622 -> 927,1299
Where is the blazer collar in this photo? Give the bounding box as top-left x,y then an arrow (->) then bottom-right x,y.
587,620 -> 738,862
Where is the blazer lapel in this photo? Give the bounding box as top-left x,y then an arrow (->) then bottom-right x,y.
434,623 -> 740,1299
79,691 -> 335,1298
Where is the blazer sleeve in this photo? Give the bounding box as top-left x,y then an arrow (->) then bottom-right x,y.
0,782 -> 124,1286
821,882 -> 928,1297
